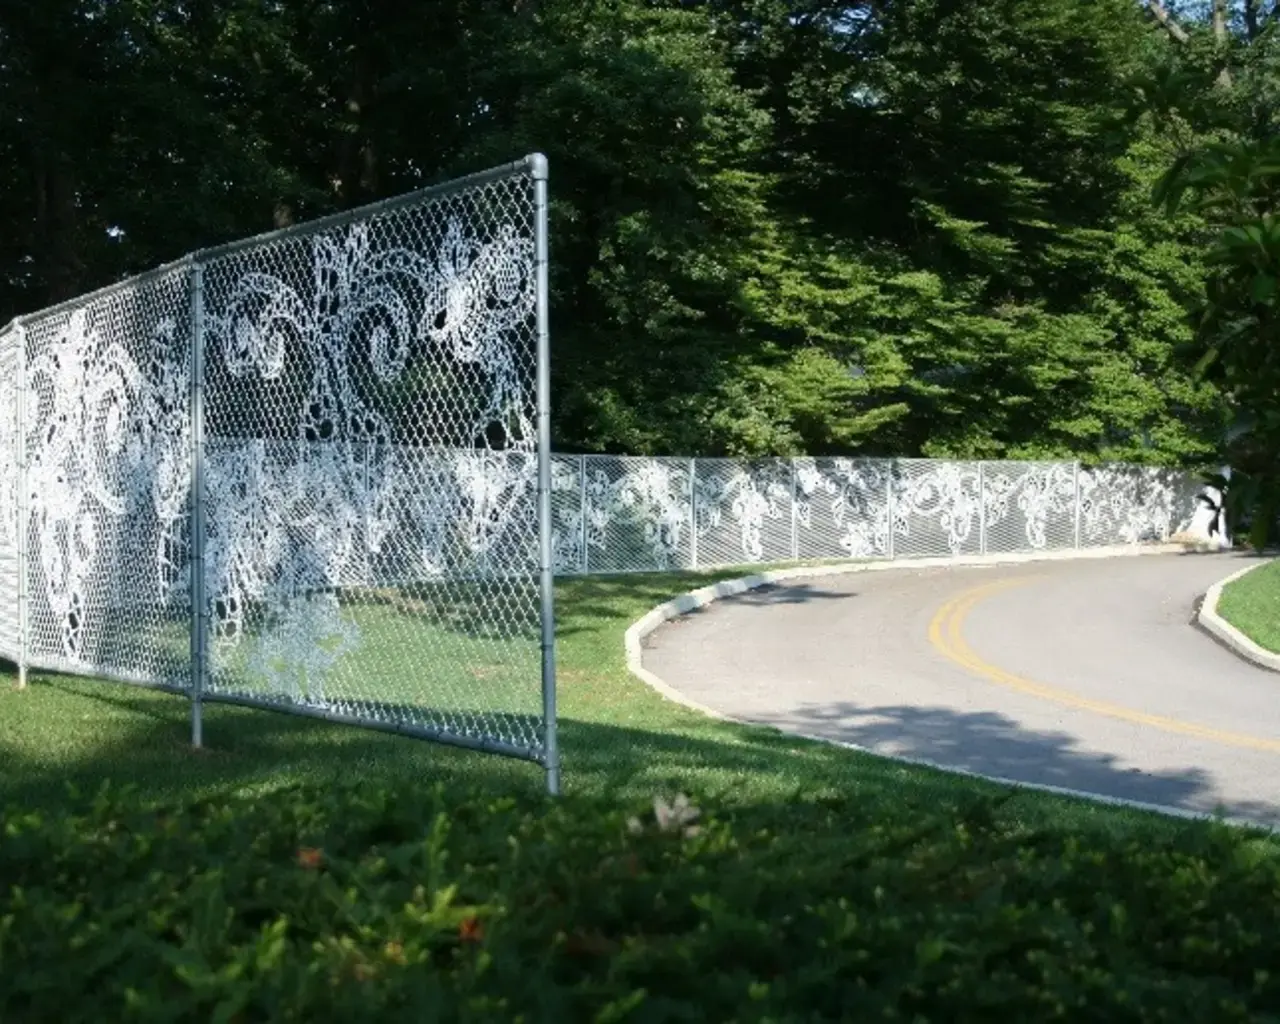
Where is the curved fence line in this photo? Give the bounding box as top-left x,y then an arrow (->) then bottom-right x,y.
0,154 -> 1205,796
549,454 -> 1202,575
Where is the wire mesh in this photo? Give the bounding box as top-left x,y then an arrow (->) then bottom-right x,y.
19,267 -> 194,688
0,326 -> 19,663
196,163 -> 546,759
580,455 -> 692,573
0,141 -> 1223,785
891,459 -> 983,559
1168,470 -> 1207,538
551,455 -> 585,574
694,458 -> 794,567
1078,463 -> 1188,547
794,457 -> 893,560
981,461 -> 1077,554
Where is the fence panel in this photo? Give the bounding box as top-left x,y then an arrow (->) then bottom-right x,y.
19,267 -> 194,688
1078,463 -> 1193,547
196,162 -> 547,761
794,457 -> 893,560
551,454 -> 586,574
580,455 -> 692,573
891,459 -> 983,558
981,460 -> 1078,554
694,458 -> 794,566
0,326 -> 19,663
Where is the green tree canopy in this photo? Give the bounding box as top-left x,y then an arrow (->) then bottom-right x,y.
0,0 -> 1243,469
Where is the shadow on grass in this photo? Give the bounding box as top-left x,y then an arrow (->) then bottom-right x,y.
1,672 -> 1261,846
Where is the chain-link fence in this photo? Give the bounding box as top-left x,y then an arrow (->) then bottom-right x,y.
0,155 -> 559,791
19,263 -> 195,691
0,153 -> 1214,793
545,455 -> 1205,574
0,325 -> 20,669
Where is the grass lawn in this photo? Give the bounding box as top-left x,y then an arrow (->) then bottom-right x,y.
1217,557 -> 1280,653
0,567 -> 1208,825
5,568 -> 1280,1018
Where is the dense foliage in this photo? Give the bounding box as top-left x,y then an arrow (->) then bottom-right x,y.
4,782 -> 1280,1020
1142,0 -> 1280,542
0,1 -> 1273,468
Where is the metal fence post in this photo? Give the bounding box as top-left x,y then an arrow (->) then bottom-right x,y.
790,458 -> 799,561
689,458 -> 699,570
188,258 -> 209,747
579,455 -> 588,575
1219,464 -> 1233,548
532,154 -> 560,797
978,462 -> 987,555
886,464 -> 896,560
1073,461 -> 1082,550
14,322 -> 28,690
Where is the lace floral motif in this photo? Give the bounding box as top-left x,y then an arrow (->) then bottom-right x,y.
25,306 -> 189,660
202,214 -> 537,701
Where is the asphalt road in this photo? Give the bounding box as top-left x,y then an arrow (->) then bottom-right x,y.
641,551 -> 1280,825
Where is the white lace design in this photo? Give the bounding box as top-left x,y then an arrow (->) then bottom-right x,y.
558,455 -> 1200,572
0,327 -> 20,661
19,271 -> 193,683
198,174 -> 544,752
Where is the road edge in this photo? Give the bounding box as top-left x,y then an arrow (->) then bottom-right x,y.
624,542 -> 1272,832
1197,559 -> 1280,674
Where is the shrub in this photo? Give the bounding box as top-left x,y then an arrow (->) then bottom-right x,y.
3,783 -> 1280,1020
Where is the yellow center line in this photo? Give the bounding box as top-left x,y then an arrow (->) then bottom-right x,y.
927,576 -> 1280,755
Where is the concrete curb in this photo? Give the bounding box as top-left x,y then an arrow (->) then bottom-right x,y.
1197,559 -> 1280,674
624,542 -> 1274,832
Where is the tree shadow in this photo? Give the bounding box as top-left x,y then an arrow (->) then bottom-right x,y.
3,671 -> 1270,850
712,583 -> 858,607
743,699 -> 1280,827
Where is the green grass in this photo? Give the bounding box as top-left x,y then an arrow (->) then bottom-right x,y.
1217,557 -> 1280,653
0,568 -> 1201,832
7,569 -> 1280,1019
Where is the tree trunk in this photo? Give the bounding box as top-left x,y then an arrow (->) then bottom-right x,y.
1146,0 -> 1190,43
1244,0 -> 1261,39
1213,0 -> 1233,87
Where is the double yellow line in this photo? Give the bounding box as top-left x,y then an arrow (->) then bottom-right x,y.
927,576 -> 1280,755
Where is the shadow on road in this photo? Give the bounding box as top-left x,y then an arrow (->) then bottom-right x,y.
728,583 -> 858,606
748,700 -> 1280,827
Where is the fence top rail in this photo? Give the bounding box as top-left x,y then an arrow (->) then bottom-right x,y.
195,153 -> 545,265
0,153 -> 548,338
2,255 -> 195,336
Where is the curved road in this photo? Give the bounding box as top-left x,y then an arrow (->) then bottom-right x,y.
642,552 -> 1280,826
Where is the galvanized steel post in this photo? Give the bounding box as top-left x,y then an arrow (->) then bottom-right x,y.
886,465 -> 896,560
188,258 -> 209,747
579,454 -> 589,575
532,154 -> 560,796
790,458 -> 799,561
689,458 -> 699,570
1073,461 -> 1082,549
978,462 -> 986,555
14,322 -> 28,690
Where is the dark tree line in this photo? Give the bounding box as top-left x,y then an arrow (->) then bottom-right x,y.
0,1 -> 1275,530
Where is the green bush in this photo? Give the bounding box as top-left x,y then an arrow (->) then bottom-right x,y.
3,783 -> 1280,1021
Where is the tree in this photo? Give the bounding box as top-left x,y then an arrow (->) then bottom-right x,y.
0,0 -> 1235,470
1138,0 -> 1280,543
1155,138 -> 1280,547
